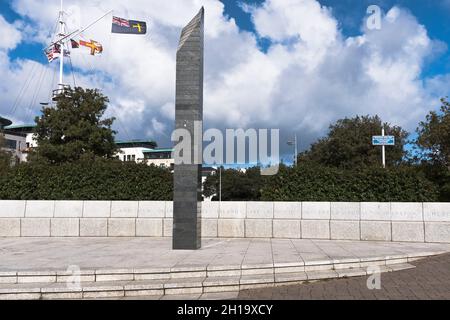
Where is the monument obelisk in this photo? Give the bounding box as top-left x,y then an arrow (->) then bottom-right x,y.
173,8 -> 204,250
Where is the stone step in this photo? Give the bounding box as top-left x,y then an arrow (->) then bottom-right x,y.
0,263 -> 416,300
0,253 -> 426,285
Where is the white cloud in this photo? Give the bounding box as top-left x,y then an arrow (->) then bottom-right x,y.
0,15 -> 22,50
0,0 -> 449,156
245,0 -> 338,70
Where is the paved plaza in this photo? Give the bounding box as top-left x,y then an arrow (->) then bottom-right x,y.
1,237 -> 449,272
0,238 -> 449,299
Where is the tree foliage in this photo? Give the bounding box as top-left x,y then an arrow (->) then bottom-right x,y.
416,98 -> 450,169
203,167 -> 267,201
29,87 -> 118,164
299,115 -> 408,169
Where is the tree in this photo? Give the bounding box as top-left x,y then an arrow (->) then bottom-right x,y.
416,98 -> 450,169
299,115 -> 409,169
0,134 -> 12,174
29,87 -> 118,164
414,98 -> 450,201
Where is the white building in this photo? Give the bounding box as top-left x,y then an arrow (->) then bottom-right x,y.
115,141 -> 175,170
3,124 -> 37,153
1,118 -> 28,164
115,140 -> 157,163
142,148 -> 175,169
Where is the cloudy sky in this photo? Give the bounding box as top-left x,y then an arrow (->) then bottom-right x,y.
0,0 -> 449,163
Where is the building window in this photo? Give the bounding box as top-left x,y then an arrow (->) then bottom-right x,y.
145,152 -> 172,160
5,139 -> 17,150
131,155 -> 136,162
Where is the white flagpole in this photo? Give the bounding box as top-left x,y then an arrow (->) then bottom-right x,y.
58,0 -> 65,93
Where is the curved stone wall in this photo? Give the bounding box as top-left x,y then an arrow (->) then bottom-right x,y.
0,201 -> 448,243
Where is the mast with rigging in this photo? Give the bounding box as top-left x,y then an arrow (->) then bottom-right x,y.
52,0 -> 70,101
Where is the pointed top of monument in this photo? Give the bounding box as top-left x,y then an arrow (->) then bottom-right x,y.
197,7 -> 204,24
178,7 -> 204,50
187,7 -> 204,28
199,7 -> 204,21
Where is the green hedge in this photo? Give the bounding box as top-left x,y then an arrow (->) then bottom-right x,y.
0,161 -> 441,202
260,163 -> 440,202
0,160 -> 173,200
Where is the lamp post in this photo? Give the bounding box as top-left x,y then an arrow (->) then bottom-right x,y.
381,128 -> 386,169
287,133 -> 298,167
219,166 -> 222,202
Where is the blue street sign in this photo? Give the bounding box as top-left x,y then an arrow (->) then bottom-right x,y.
372,136 -> 395,146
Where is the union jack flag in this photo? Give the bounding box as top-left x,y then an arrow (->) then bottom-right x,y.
112,16 -> 130,28
45,44 -> 61,62
44,43 -> 70,62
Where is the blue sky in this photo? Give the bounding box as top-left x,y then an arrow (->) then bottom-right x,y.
1,0 -> 449,165
1,1 -> 46,65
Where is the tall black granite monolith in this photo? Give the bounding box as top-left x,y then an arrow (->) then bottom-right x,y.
173,8 -> 204,250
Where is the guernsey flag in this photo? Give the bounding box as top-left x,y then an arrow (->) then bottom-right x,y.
112,16 -> 147,35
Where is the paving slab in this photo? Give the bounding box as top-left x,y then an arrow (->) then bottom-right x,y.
200,291 -> 239,300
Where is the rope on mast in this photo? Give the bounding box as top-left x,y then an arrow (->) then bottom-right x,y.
79,49 -> 97,75
9,61 -> 40,116
27,63 -> 49,120
48,65 -> 58,104
68,56 -> 77,88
